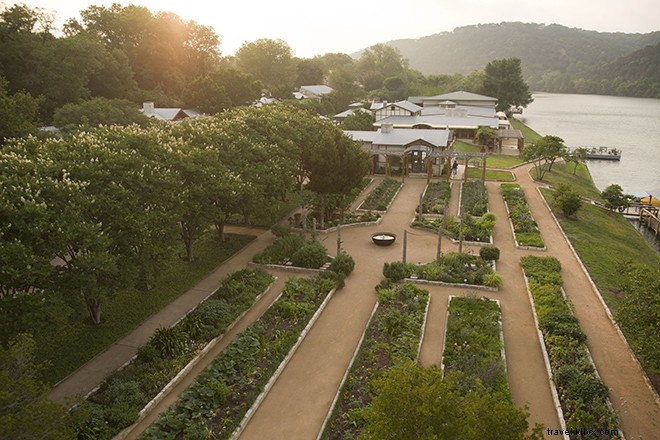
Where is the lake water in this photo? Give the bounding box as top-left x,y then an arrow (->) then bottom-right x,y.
518,92 -> 660,195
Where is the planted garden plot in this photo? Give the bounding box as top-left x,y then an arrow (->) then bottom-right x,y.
411,212 -> 495,244
357,177 -> 402,212
72,269 -> 274,439
319,283 -> 430,440
521,256 -> 620,439
141,275 -> 336,440
253,233 -> 330,269
460,180 -> 489,217
501,184 -> 545,249
419,181 -> 451,215
383,252 -> 502,290
443,296 -> 508,393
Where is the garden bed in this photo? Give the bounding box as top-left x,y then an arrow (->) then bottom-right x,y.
419,181 -> 451,215
411,212 -> 495,245
357,177 -> 403,212
501,183 -> 545,249
459,180 -> 489,217
252,233 -> 330,269
520,256 -> 620,439
318,283 -> 430,440
384,252 -> 502,290
443,296 -> 508,394
72,268 -> 274,440
141,275 -> 337,440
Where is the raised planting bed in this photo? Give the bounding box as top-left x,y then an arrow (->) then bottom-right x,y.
319,283 -> 430,440
460,180 -> 489,217
520,256 -> 620,439
443,296 -> 508,394
71,269 -> 274,440
252,233 -> 330,269
141,275 -> 337,440
501,183 -> 545,249
411,212 -> 495,245
384,252 -> 502,290
357,177 -> 402,212
311,211 -> 381,232
419,181 -> 451,215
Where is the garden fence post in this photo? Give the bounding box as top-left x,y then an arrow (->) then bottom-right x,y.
403,229 -> 407,264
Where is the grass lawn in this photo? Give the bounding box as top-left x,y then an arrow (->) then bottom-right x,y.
454,141 -> 525,169
532,162 -> 603,202
511,117 -> 542,145
540,188 -> 660,312
466,167 -> 515,181
37,232 -> 256,384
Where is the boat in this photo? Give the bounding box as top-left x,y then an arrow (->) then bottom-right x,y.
583,146 -> 622,160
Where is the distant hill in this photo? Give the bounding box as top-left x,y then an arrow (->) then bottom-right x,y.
591,42 -> 660,82
382,22 -> 660,78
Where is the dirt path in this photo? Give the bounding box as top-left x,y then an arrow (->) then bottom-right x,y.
515,163 -> 660,439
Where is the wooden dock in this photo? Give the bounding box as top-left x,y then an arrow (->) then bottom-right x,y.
639,207 -> 660,237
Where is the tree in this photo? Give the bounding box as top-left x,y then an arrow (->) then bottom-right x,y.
52,97 -> 149,130
295,58 -> 326,87
0,77 -> 40,143
0,334 -> 75,439
522,135 -> 567,180
182,66 -> 261,113
341,109 -> 375,131
360,361 -> 541,440
564,147 -> 587,175
235,38 -> 297,98
481,58 -> 533,113
474,126 -> 497,151
601,184 -> 633,212
553,183 -> 582,217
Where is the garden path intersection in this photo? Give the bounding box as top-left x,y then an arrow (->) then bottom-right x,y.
50,164 -> 660,439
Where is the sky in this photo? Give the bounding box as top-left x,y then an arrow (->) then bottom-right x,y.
10,0 -> 660,58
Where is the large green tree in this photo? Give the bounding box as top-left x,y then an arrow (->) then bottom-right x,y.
0,77 -> 40,143
235,38 -> 297,98
481,58 -> 533,113
522,135 -> 567,180
360,361 -> 541,440
52,97 -> 149,130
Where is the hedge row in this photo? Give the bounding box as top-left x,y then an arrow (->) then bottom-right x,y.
501,183 -> 545,248
520,256 -> 619,439
141,275 -> 336,439
444,297 -> 508,394
73,268 -> 274,440
320,283 -> 429,440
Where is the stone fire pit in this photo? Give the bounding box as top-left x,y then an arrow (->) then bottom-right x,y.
372,232 -> 397,246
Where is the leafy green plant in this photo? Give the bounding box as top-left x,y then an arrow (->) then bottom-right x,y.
360,178 -> 402,211
328,252 -> 356,277
382,261 -> 409,282
291,241 -> 328,268
461,181 -> 488,216
420,181 -> 451,214
479,245 -> 500,261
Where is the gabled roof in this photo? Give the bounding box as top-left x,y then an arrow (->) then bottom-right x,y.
334,107 -> 372,119
345,128 -> 450,148
428,91 -> 497,102
373,100 -> 423,114
300,85 -> 334,96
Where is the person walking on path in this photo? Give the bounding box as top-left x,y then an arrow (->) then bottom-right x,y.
451,160 -> 458,177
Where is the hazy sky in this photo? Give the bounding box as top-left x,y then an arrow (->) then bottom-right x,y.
11,0 -> 660,58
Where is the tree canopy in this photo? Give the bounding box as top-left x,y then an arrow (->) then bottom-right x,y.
481,58 -> 533,113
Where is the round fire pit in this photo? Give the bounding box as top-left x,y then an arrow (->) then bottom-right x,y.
372,232 -> 397,246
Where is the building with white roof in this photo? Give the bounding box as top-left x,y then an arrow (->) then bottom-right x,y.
294,85 -> 334,100
140,102 -> 202,121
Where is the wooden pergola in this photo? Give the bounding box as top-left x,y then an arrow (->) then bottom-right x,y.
373,145 -> 488,182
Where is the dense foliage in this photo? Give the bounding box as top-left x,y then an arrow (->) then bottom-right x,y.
413,212 -> 496,243
142,275 -> 335,439
71,269 -> 273,439
460,181 -> 489,216
521,256 -> 619,438
321,283 -> 429,439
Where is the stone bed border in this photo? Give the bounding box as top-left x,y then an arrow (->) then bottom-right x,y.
230,286 -> 338,439
406,277 -> 498,292
115,278 -> 278,439
440,295 -> 505,374
308,215 -> 383,234
521,273 -> 569,440
537,186 -> 660,407
314,285 -> 432,440
356,178 -> 404,213
501,187 -> 546,251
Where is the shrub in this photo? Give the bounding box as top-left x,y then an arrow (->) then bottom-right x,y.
383,261 -> 408,282
483,272 -> 503,289
149,327 -> 188,358
290,241 -> 328,268
328,252 -> 356,277
479,246 -> 500,261
553,183 -> 582,217
270,224 -> 291,237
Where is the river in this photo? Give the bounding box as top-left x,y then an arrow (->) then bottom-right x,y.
518,92 -> 660,195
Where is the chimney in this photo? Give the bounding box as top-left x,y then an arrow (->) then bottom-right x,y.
142,101 -> 155,115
